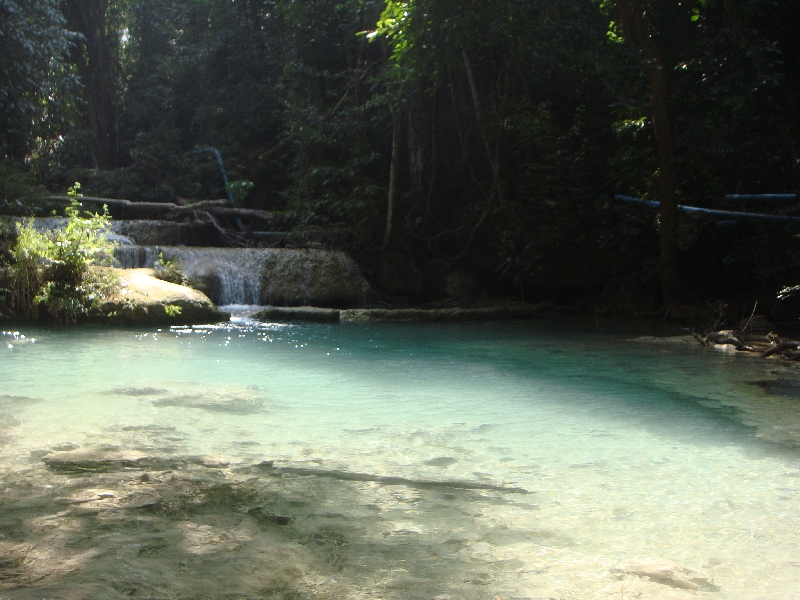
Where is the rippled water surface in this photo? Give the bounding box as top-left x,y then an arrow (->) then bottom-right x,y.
1,318 -> 800,599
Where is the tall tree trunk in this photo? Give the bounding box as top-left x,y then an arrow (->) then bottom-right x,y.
462,49 -> 505,205
382,114 -> 401,250
615,0 -> 679,314
62,0 -> 120,169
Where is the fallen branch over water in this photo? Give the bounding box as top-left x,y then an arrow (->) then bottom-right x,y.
45,195 -> 290,227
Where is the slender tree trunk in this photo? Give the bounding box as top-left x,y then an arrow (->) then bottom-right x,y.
649,64 -> 679,313
615,0 -> 679,314
382,114 -> 401,250
462,49 -> 505,204
62,0 -> 120,169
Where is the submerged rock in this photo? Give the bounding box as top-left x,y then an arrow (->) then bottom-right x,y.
612,559 -> 718,592
94,268 -> 229,325
122,493 -> 161,509
151,392 -> 265,414
247,506 -> 293,526
42,446 -> 160,473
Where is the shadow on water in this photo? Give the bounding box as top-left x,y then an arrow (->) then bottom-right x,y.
0,455 -> 546,599
751,377 -> 800,399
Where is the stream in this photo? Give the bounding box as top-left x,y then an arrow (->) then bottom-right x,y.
1,318 -> 799,599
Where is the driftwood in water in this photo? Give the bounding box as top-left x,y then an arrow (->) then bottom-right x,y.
696,329 -> 754,352
761,341 -> 800,359
693,328 -> 800,360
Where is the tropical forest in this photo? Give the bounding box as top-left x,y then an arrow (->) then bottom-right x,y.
2,1 -> 800,599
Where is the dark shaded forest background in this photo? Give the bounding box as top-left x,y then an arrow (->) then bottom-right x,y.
2,0 -> 799,320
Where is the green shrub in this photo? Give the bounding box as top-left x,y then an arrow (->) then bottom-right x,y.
12,199 -> 118,321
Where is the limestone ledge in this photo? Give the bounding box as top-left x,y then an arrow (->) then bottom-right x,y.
254,304 -> 542,323
93,268 -> 230,325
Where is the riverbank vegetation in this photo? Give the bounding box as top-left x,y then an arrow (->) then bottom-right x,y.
0,197 -> 118,321
1,0 -> 799,324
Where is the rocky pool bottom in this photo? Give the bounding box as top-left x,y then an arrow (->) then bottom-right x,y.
2,320 -> 800,599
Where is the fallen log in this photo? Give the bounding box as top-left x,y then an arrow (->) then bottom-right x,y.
44,195 -> 292,227
761,341 -> 800,359
46,195 -> 225,212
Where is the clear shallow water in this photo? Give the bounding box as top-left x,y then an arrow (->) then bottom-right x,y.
1,319 -> 800,599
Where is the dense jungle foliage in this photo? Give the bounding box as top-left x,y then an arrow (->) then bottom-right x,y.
1,0 -> 799,321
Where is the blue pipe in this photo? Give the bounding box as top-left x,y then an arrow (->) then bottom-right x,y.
724,194 -> 798,202
605,194 -> 800,223
189,147 -> 244,231
190,147 -> 235,206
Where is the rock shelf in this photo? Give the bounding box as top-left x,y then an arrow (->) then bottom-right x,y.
254,303 -> 543,323
93,268 -> 229,325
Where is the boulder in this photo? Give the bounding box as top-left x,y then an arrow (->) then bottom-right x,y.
94,268 -> 229,325
260,249 -> 369,307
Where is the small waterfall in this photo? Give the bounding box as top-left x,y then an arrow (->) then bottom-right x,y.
114,245 -> 159,269
19,217 -> 368,307
113,246 -> 369,307
158,248 -> 264,305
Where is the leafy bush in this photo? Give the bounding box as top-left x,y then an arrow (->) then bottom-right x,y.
12,199 -> 118,321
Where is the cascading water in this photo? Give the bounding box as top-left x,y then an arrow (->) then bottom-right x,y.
114,244 -> 158,269
22,216 -> 368,307
160,247 -> 264,306
113,246 -> 369,307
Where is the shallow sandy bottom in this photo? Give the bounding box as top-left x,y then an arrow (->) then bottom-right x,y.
2,321 -> 800,599
0,450 -> 737,600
